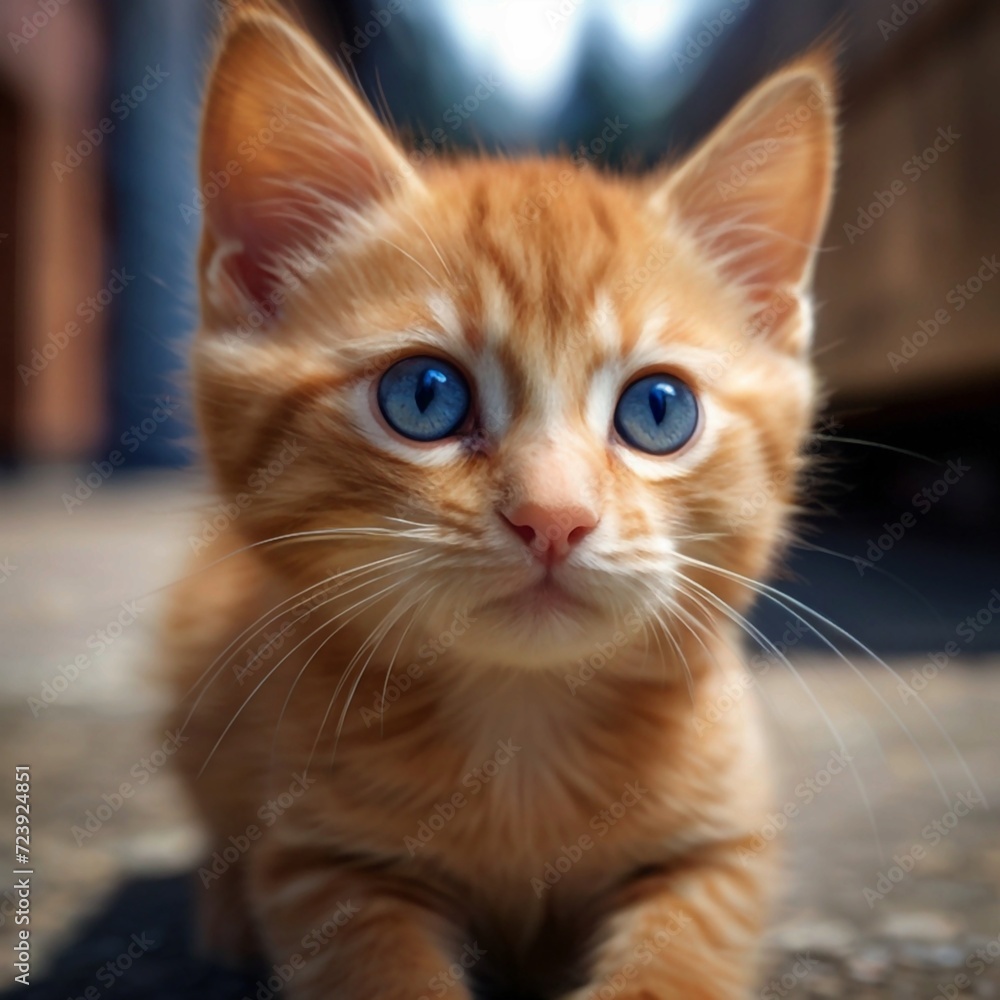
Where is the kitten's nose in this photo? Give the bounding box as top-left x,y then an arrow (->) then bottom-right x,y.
501,501 -> 598,562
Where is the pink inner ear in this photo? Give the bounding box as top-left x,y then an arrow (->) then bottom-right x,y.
222,229 -> 280,313
203,219 -> 291,319
196,11 -> 414,321
203,144 -> 388,316
202,190 -> 328,318
203,173 -> 324,312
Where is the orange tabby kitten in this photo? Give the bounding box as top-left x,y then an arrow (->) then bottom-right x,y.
165,3 -> 837,997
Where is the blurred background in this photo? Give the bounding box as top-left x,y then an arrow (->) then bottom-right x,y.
1,0 -> 999,996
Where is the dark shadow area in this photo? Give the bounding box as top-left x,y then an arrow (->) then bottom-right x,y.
752,390 -> 1000,655
3,876 -> 261,1000
10,875 -> 535,1000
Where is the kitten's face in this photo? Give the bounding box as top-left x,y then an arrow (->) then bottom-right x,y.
193,9 -> 835,671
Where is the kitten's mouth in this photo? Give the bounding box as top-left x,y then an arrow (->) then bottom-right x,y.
486,572 -> 592,619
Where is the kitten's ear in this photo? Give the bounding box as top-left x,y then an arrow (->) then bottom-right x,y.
651,56 -> 837,349
198,4 -> 415,322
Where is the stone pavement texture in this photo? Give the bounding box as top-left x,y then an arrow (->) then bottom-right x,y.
0,471 -> 997,998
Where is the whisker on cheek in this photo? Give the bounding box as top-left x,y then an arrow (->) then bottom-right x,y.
194,556 -> 434,778
180,548 -> 424,707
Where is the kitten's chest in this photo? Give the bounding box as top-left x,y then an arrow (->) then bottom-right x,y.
325,671 -> 722,898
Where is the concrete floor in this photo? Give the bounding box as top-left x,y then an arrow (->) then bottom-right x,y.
1,470 -> 998,994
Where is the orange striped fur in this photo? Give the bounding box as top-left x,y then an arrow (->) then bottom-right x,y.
165,4 -> 837,997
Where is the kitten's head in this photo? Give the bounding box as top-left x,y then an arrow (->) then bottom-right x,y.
193,4 -> 837,671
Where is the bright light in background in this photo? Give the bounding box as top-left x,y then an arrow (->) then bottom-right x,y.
421,0 -> 752,130
435,0 -> 586,113
603,0 -> 695,60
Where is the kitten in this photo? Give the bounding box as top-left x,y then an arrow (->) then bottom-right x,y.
165,3 -> 837,997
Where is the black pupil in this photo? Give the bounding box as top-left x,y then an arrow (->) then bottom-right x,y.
415,368 -> 446,413
649,384 -> 670,425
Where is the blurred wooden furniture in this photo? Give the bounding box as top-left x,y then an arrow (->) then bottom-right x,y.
815,0 -> 1000,404
0,0 -> 106,462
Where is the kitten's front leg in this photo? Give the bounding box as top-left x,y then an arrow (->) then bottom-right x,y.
565,839 -> 769,1000
250,844 -> 473,1000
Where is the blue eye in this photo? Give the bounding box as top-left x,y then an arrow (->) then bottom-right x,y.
614,374 -> 699,455
377,356 -> 471,441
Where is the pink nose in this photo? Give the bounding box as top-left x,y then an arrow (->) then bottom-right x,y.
501,502 -> 598,562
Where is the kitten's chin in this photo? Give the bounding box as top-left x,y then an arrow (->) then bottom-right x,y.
444,576 -> 626,671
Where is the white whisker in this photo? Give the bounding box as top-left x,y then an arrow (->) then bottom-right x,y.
196,562 -> 432,778
674,569 -> 883,860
